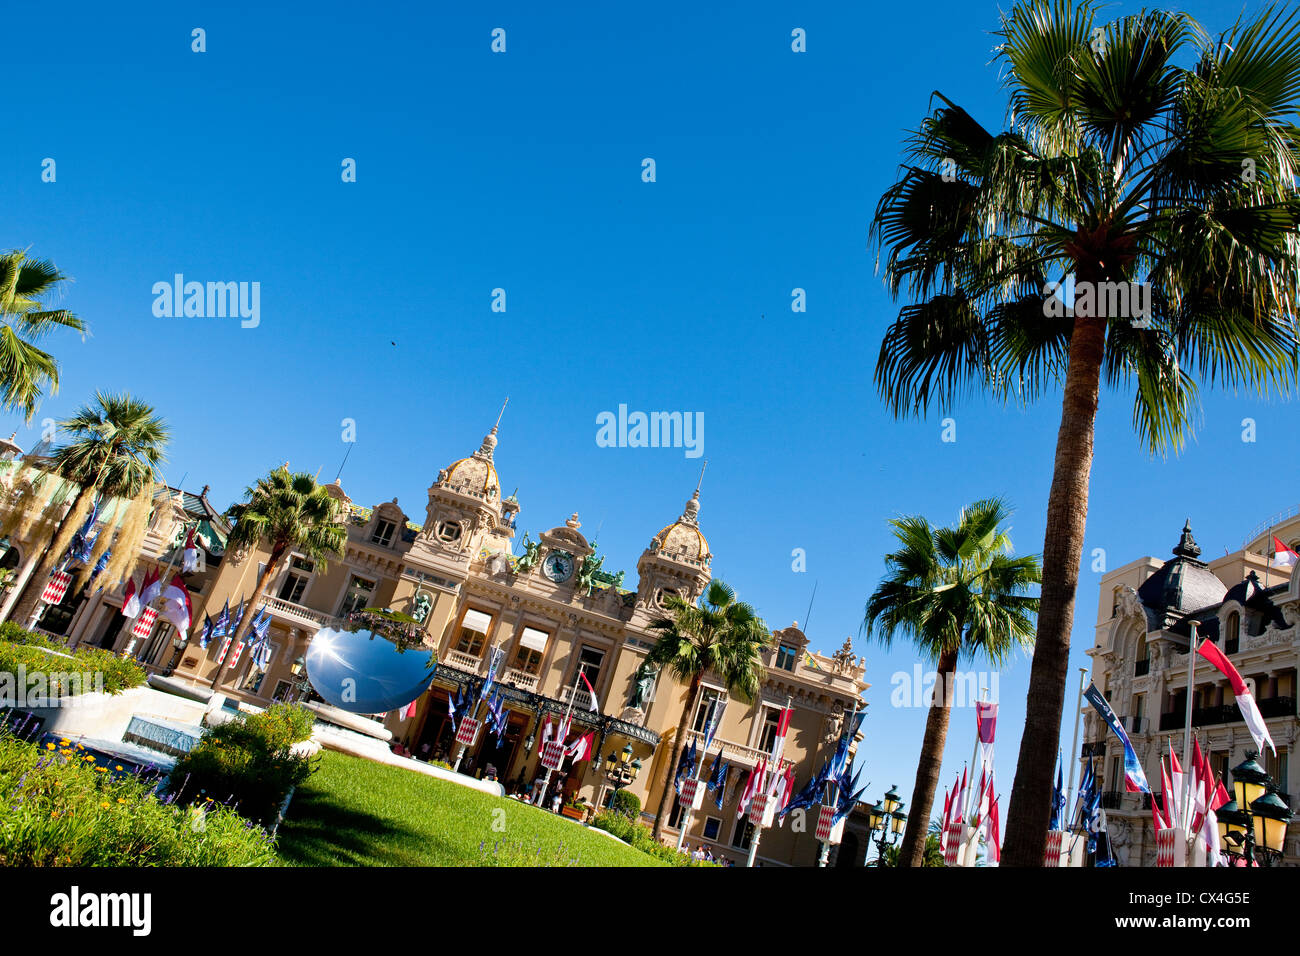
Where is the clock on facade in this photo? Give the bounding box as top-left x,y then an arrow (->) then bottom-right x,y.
543,550 -> 575,583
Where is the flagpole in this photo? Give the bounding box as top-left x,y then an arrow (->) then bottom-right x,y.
1063,667 -> 1088,864
676,696 -> 717,852
122,514 -> 190,660
817,699 -> 858,867
964,686 -> 988,824
746,694 -> 792,868
453,640 -> 501,773
531,667 -> 581,804
1181,621 -> 1199,844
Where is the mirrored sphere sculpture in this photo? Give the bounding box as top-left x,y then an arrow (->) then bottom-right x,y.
304,626 -> 434,714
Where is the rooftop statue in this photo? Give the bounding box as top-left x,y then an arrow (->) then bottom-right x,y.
516,533 -> 541,574
577,551 -> 605,595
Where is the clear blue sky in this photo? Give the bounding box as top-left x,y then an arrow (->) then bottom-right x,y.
5,0 -> 1296,833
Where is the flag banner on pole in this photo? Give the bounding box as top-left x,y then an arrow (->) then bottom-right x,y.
747,792 -> 775,828
815,804 -> 844,845
402,697 -> 418,720
701,697 -> 723,753
1197,638 -> 1275,756
160,574 -> 192,640
182,525 -> 200,572
455,716 -> 481,747
211,599 -> 230,638
975,700 -> 997,768
679,776 -> 705,811
137,566 -> 162,609
198,614 -> 213,649
121,575 -> 141,619
131,607 -> 158,640
40,571 -> 71,606
577,671 -> 600,712
567,731 -> 594,763
1271,535 -> 1298,569
1043,830 -> 1067,867
1084,682 -> 1151,792
944,822 -> 964,865
767,706 -> 793,768
1155,828 -> 1186,867
539,740 -> 565,770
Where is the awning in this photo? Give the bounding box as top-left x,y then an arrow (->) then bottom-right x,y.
462,609 -> 492,634
519,627 -> 548,652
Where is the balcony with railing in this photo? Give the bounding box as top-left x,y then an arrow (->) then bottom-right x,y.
559,684 -> 595,712
1100,791 -> 1125,810
1163,696 -> 1294,731
265,596 -> 346,632
444,649 -> 483,673
683,729 -> 785,769
502,667 -> 539,693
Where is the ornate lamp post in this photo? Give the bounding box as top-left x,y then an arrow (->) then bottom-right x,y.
289,655 -> 312,702
865,785 -> 906,865
604,744 -> 641,797
1217,751 -> 1293,866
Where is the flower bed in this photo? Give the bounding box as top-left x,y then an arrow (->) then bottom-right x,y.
0,622 -> 145,698
0,729 -> 275,866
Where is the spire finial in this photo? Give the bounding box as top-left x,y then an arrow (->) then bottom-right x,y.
695,459 -> 708,495
493,396 -> 509,433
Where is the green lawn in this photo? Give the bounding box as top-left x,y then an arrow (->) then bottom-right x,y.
275,751 -> 667,867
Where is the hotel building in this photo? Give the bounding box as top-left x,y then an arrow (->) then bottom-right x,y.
1083,514 -> 1300,866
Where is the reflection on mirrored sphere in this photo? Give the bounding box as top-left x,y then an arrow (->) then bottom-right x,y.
304,626 -> 434,714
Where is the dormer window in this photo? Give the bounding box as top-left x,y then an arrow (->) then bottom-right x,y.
436,520 -> 462,543
371,519 -> 396,547
775,644 -> 798,671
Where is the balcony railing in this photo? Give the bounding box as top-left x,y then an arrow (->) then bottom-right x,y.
445,649 -> 482,673
560,685 -> 595,712
265,597 -> 346,631
502,667 -> 539,693
1100,791 -> 1124,810
684,729 -> 788,770
1164,697 -> 1292,730
1259,696 -> 1296,719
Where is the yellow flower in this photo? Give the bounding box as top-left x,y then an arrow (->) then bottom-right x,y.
59,739 -> 70,746
114,765 -> 122,771
100,802 -> 110,809
117,797 -> 127,804
95,767 -> 108,773
45,743 -> 55,750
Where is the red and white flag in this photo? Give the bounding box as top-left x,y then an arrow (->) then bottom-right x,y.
182,525 -> 200,572
1271,535 -> 1298,569
1156,761 -> 1173,831
1168,745 -> 1185,829
767,706 -> 793,768
984,794 -> 1001,864
159,574 -> 192,640
737,760 -> 764,818
137,566 -> 162,609
577,671 -> 600,713
402,698 -> 418,720
121,575 -> 140,618
540,718 -> 554,751
567,732 -> 595,762
39,570 -> 71,606
1198,638 -> 1275,755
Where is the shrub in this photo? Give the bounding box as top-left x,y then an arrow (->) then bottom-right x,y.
0,730 -> 275,866
0,626 -> 146,698
608,788 -> 641,819
589,811 -> 716,867
169,704 -> 316,827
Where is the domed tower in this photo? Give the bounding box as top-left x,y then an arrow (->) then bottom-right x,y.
420,405 -> 508,555
636,487 -> 713,611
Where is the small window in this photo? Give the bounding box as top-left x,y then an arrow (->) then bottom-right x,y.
371,519 -> 396,547
668,795 -> 685,829
576,646 -> 604,686
1226,612 -> 1240,654
731,818 -> 755,850
702,817 -> 722,840
436,521 -> 462,543
456,608 -> 493,657
512,646 -> 543,674
775,644 -> 797,671
757,706 -> 783,753
338,575 -> 376,617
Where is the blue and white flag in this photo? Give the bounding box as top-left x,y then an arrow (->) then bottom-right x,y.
481,645 -> 505,700
674,738 -> 697,793
701,698 -> 723,754
1084,682 -> 1151,793
198,614 -> 214,649
212,600 -> 231,639
1049,758 -> 1065,830
250,606 -> 271,642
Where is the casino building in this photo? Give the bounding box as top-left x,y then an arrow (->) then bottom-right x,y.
0,418 -> 872,866
1083,514 -> 1300,866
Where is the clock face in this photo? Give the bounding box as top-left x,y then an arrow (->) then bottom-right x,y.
543,550 -> 574,583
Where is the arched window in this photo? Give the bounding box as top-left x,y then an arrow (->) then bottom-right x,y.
1226,612 -> 1240,654
1135,635 -> 1149,676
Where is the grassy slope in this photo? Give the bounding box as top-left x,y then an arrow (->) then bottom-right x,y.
275,751 -> 666,867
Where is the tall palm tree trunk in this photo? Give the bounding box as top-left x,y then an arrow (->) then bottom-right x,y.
1002,304 -> 1106,867
211,548 -> 283,690
8,483 -> 95,628
897,648 -> 958,867
652,673 -> 701,841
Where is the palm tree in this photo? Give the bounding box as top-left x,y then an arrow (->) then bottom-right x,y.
0,251 -> 86,420
645,579 -> 769,842
8,392 -> 168,626
870,0 -> 1300,864
863,499 -> 1039,867
210,466 -> 347,689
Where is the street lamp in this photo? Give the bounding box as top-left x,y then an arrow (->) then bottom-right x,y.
865,787 -> 907,865
289,655 -> 312,702
1219,751 -> 1293,866
604,743 -> 640,795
